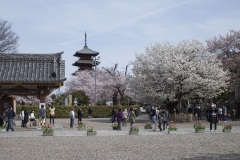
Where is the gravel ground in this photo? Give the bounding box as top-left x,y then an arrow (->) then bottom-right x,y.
1,115 -> 240,160
1,134 -> 240,160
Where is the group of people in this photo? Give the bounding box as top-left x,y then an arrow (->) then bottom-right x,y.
206,104 -> 237,122
69,107 -> 92,129
111,107 -> 138,130
148,106 -> 170,131
18,105 -> 55,128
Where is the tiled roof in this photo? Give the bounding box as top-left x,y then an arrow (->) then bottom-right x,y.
74,45 -> 99,57
0,52 -> 66,83
72,60 -> 99,66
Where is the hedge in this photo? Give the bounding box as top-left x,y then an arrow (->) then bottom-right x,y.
16,105 -> 140,118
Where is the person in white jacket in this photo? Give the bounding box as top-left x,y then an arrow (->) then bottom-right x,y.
122,109 -> 128,127
69,108 -> 75,129
29,111 -> 35,127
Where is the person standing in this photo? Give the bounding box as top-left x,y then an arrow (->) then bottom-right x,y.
129,108 -> 136,126
29,111 -> 35,127
209,103 -> 218,133
231,108 -> 237,121
77,108 -> 83,124
69,108 -> 75,129
20,108 -> 25,127
122,109 -> 128,127
162,109 -> 169,130
6,107 -> 15,132
49,106 -> 55,126
88,107 -> 92,118
222,105 -> 227,122
196,107 -> 201,120
111,108 -> 117,123
218,107 -> 223,121
38,105 -> 47,128
206,104 -> 211,122
23,108 -> 29,127
116,108 -> 123,130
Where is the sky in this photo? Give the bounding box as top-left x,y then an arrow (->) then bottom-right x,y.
1,0 -> 240,89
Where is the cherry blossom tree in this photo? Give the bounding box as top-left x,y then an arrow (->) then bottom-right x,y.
65,64 -> 130,106
207,30 -> 240,90
130,40 -> 229,110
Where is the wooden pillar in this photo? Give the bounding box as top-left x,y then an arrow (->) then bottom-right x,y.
39,94 -> 46,109
13,99 -> 16,113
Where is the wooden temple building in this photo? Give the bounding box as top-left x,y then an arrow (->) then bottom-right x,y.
0,52 -> 66,115
72,32 -> 100,74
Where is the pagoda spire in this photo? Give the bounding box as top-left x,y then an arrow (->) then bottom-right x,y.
84,31 -> 87,47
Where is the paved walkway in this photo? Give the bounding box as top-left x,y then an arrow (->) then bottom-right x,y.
1,114 -> 239,137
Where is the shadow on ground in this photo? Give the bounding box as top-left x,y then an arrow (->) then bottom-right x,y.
180,153 -> 240,160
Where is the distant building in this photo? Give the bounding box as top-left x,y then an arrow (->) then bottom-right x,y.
0,52 -> 66,115
72,32 -> 100,75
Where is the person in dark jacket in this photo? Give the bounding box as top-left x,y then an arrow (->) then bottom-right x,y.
111,108 -> 117,123
116,108 -> 123,130
158,108 -> 163,131
209,103 -> 218,133
23,108 -> 29,127
6,107 -> 15,132
88,107 -> 93,118
196,107 -> 201,120
206,105 -> 211,122
162,109 -> 169,130
77,108 -> 83,124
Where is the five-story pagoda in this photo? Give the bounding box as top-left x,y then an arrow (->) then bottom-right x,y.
72,32 -> 100,74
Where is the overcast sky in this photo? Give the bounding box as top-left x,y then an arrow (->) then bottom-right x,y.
1,0 -> 240,82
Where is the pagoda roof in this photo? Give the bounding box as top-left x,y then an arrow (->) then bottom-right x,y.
0,52 -> 66,84
74,45 -> 99,57
72,60 -> 100,66
74,32 -> 99,57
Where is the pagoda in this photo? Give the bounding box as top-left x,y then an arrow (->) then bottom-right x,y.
72,32 -> 100,74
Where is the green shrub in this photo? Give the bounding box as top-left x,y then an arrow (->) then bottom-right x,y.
16,105 -> 140,118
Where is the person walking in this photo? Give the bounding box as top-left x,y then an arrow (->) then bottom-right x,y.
122,109 -> 128,127
158,108 -> 163,131
69,108 -> 75,129
151,107 -> 158,131
49,106 -> 55,126
38,105 -> 47,128
209,103 -> 218,133
129,108 -> 136,126
6,107 -> 15,132
77,108 -> 83,124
